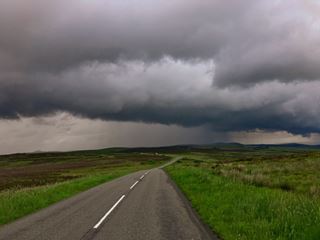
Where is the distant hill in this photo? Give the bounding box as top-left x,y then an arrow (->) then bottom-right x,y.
2,142 -> 320,157
248,143 -> 320,149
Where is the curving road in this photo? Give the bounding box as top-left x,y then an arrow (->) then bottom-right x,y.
0,160 -> 217,240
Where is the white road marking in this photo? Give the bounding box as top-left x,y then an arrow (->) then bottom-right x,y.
130,180 -> 139,190
93,195 -> 126,229
93,172 -> 151,229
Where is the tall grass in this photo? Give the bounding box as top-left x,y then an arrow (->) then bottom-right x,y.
180,149 -> 320,197
166,165 -> 320,240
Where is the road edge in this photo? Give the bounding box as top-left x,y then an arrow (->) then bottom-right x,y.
162,168 -> 221,240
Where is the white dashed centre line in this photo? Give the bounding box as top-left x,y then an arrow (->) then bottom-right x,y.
93,171 -> 151,230
130,180 -> 139,190
93,195 -> 126,229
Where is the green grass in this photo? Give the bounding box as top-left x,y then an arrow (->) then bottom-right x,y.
166,164 -> 320,240
177,148 -> 320,198
165,146 -> 320,239
0,150 -> 169,226
1,174 -> 111,225
2,144 -> 320,239
0,165 -> 159,225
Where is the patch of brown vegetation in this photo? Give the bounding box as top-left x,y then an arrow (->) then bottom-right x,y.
0,151 -> 167,191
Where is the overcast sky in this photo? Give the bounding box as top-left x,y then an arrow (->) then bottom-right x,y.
1,0 -> 320,154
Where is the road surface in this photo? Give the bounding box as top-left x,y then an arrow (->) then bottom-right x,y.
0,160 -> 217,240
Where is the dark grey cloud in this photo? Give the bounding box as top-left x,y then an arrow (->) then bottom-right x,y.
1,59 -> 320,135
1,0 -> 320,82
0,0 -> 320,136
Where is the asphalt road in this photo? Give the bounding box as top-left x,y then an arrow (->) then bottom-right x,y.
0,160 -> 217,240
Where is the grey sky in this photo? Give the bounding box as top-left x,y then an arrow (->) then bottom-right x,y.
1,113 -> 318,155
0,0 -> 320,153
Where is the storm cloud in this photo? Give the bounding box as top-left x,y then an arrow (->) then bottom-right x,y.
1,0 -> 320,136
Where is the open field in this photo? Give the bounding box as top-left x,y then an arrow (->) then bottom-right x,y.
0,149 -> 168,225
163,145 -> 320,239
1,144 -> 320,239
172,145 -> 320,197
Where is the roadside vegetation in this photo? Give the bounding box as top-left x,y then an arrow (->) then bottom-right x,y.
0,149 -> 168,225
1,144 -> 320,239
165,145 -> 320,239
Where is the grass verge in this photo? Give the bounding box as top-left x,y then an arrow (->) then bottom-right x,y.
0,165 -> 154,225
166,164 -> 320,240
